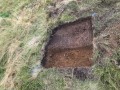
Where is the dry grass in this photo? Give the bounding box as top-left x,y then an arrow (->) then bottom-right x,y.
0,0 -> 48,89
0,0 -> 120,90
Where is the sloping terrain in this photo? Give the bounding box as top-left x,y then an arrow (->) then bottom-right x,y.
0,0 -> 120,90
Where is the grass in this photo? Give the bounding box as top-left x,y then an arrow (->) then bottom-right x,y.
94,48 -> 120,90
0,0 -> 120,90
0,0 -> 48,89
16,67 -> 65,90
0,12 -> 11,18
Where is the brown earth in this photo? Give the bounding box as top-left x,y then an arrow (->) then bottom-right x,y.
44,46 -> 93,68
42,17 -> 93,68
94,23 -> 120,56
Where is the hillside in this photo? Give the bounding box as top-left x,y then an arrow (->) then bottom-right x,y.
0,0 -> 120,90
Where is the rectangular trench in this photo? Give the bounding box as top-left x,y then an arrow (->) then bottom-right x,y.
42,17 -> 93,68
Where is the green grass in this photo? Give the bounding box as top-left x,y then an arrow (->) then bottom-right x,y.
0,0 -> 120,90
16,67 -> 65,90
0,12 -> 11,18
94,49 -> 120,90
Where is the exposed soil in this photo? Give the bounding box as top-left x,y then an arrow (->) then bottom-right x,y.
44,46 -> 93,68
42,17 -> 93,68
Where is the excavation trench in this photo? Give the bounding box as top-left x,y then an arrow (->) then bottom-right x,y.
42,17 -> 93,68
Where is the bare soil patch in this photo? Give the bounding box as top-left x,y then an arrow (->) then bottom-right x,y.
42,17 -> 93,68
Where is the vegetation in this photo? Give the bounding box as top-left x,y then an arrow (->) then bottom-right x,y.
94,49 -> 120,90
0,0 -> 120,90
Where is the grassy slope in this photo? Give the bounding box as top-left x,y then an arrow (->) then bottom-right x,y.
0,0 -> 73,90
0,0 -> 120,90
